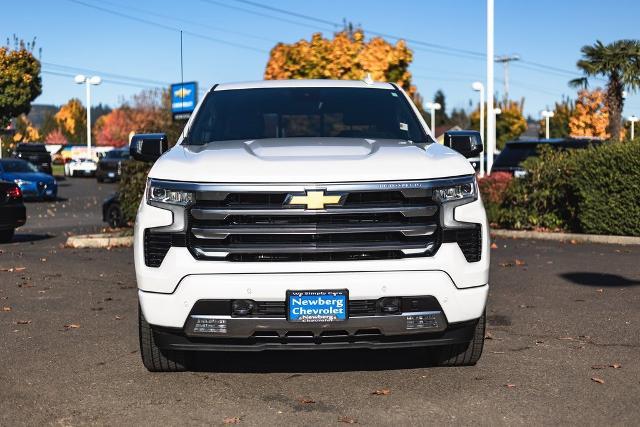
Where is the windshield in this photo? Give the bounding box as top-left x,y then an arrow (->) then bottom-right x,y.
187,87 -> 428,144
0,159 -> 39,173
493,144 -> 539,168
104,150 -> 129,159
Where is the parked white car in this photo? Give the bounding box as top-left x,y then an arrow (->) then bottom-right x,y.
65,158 -> 97,177
130,79 -> 489,371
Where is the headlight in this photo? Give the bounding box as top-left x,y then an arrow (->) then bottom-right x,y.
147,185 -> 194,205
14,179 -> 29,186
432,179 -> 476,202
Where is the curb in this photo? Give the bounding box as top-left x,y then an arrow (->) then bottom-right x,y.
65,233 -> 133,249
490,229 -> 640,246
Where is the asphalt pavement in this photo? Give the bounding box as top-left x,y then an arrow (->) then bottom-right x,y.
1,178 -> 639,425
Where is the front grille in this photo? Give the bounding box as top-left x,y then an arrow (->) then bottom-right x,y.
187,188 -> 440,262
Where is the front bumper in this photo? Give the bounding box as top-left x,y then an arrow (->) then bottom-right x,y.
138,270 -> 488,329
18,182 -> 57,199
152,318 -> 477,352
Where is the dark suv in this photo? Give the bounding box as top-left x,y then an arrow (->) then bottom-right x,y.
96,148 -> 129,182
13,143 -> 53,175
492,138 -> 601,176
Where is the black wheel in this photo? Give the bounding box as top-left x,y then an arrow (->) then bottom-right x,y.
106,204 -> 123,228
435,312 -> 485,366
0,229 -> 15,243
139,305 -> 187,372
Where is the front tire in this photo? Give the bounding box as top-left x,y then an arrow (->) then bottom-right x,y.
106,204 -> 123,228
139,305 -> 187,372
0,229 -> 15,243
435,312 -> 485,366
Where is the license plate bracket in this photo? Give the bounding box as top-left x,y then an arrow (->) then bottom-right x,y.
287,289 -> 348,323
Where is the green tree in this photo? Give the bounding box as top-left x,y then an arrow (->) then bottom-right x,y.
538,96 -> 574,138
433,89 -> 448,126
570,39 -> 640,141
0,37 -> 42,127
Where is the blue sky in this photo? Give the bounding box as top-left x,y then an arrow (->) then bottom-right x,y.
6,0 -> 640,118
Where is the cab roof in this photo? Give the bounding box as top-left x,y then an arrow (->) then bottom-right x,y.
213,79 -> 396,92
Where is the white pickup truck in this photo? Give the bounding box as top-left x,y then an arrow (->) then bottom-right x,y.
130,79 -> 489,372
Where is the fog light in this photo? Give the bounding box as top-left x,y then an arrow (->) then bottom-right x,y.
232,299 -> 255,316
379,297 -> 401,314
406,313 -> 439,330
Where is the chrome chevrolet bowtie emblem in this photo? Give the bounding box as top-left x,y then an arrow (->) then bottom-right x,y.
286,191 -> 343,210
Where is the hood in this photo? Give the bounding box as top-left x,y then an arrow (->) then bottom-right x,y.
0,171 -> 55,183
149,138 -> 475,183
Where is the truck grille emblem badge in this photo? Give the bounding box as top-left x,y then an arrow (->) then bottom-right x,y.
286,190 -> 343,210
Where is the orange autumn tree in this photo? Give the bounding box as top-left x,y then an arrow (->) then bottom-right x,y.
569,89 -> 610,138
264,29 -> 419,102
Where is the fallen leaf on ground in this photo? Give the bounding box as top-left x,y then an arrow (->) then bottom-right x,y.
371,389 -> 391,396
609,364 -> 622,369
596,289 -> 603,293
570,239 -> 578,244
1,306 -> 11,312
591,365 -> 606,370
223,417 -> 241,424
114,315 -> 122,320
64,324 -> 81,329
504,384 -> 516,388
338,416 -> 358,424
515,259 -> 526,266
535,340 -> 544,344
490,242 -> 498,249
14,267 -> 26,272
484,331 -> 494,339
591,377 -> 605,384
16,320 -> 31,325
499,262 -> 514,268
491,351 -> 505,354
297,398 -> 316,404
558,337 -> 574,341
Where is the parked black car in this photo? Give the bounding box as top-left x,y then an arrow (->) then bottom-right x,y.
492,138 -> 601,176
0,181 -> 26,243
13,143 -> 53,175
102,193 -> 125,228
96,149 -> 130,182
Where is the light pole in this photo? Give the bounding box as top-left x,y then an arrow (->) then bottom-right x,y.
486,0 -> 495,174
425,102 -> 441,138
74,74 -> 101,159
541,110 -> 554,139
628,115 -> 639,140
472,82 -> 485,177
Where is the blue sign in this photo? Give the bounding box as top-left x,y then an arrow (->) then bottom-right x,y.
170,81 -> 198,119
287,290 -> 348,322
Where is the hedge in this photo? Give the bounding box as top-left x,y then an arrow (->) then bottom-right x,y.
485,140 -> 640,236
119,160 -> 151,223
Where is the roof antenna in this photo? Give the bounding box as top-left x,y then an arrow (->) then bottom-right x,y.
363,72 -> 374,85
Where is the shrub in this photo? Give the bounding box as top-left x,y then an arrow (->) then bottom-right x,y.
478,172 -> 513,224
493,140 -> 640,236
571,140 -> 640,235
119,160 -> 151,223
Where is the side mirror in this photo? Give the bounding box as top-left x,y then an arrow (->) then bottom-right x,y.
129,133 -> 168,162
443,130 -> 483,158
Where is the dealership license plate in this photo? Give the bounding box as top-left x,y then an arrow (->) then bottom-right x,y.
287,290 -> 348,322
